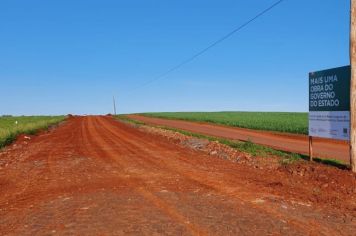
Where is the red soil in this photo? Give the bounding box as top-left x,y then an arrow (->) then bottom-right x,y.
0,116 -> 355,235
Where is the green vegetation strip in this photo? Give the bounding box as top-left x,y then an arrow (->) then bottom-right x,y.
141,112 -> 308,135
0,116 -> 66,148
116,115 -> 347,169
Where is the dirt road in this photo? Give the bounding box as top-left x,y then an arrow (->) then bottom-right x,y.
0,116 -> 355,235
128,115 -> 350,163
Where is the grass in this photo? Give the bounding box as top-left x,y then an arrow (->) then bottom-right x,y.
116,115 -> 348,169
0,116 -> 66,148
141,111 -> 308,135
116,115 -> 145,125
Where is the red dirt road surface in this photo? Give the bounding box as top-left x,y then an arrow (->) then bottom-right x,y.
128,115 -> 350,163
0,116 -> 355,235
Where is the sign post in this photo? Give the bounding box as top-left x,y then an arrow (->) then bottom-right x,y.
309,66 -> 351,141
308,136 -> 313,161
350,0 -> 356,172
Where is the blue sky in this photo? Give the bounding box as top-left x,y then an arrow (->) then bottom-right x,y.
0,0 -> 350,115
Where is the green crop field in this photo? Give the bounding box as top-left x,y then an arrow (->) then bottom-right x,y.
0,116 -> 66,148
141,112 -> 308,135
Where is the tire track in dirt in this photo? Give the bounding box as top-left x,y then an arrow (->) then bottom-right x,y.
98,116 -> 343,235
1,116 -> 354,235
95,117 -> 319,235
85,116 -> 208,235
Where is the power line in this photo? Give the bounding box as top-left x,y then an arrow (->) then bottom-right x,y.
127,0 -> 286,93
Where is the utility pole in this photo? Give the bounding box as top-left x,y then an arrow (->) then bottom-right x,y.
113,96 -> 117,115
350,0 -> 356,172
